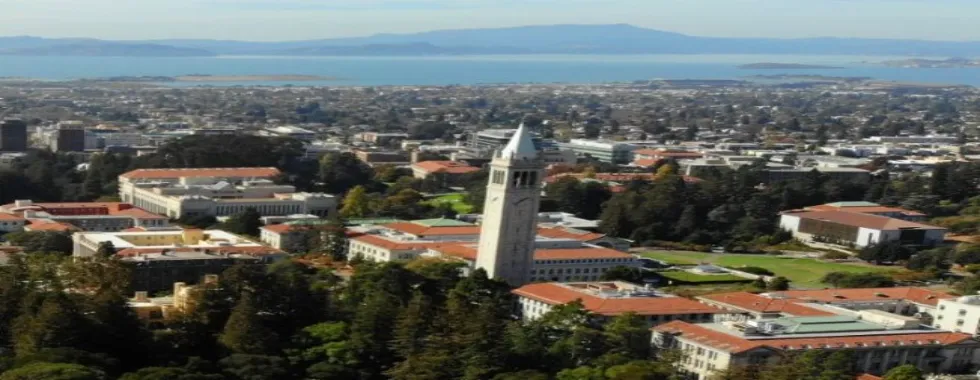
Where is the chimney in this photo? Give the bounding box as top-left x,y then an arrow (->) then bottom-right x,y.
14,200 -> 32,208
134,291 -> 149,302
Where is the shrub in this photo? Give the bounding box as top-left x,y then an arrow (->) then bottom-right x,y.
732,266 -> 775,276
821,251 -> 851,260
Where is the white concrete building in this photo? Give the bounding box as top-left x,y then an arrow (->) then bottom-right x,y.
779,210 -> 946,248
118,168 -> 337,219
936,295 -> 980,336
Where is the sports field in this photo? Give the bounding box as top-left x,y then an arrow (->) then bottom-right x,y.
657,271 -> 751,284
642,251 -> 902,288
422,193 -> 475,213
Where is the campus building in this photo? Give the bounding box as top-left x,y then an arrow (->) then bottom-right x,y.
562,139 -> 637,164
804,201 -> 928,222
118,167 -> 336,219
73,228 -> 286,291
345,219 -> 638,282
513,282 -> 736,326
779,210 -> 946,248
411,160 -> 481,179
698,288 -> 954,321
0,119 -> 28,152
653,314 -> 980,379
0,200 -> 169,232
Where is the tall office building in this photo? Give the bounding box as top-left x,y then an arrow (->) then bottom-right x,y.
53,124 -> 86,152
0,119 -> 28,152
476,124 -> 545,286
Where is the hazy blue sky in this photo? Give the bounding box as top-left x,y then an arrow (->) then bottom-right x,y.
1,0 -> 977,41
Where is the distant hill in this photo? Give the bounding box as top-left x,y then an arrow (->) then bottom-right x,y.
4,24 -> 980,57
0,41 -> 215,57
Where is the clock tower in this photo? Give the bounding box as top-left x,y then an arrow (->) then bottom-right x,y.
476,124 -> 544,286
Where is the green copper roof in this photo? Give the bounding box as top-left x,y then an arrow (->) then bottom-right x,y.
770,316 -> 883,334
411,218 -> 474,227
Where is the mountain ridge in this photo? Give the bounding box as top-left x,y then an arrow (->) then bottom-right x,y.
3,24 -> 980,57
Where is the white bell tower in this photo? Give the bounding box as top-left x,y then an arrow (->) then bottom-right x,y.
476,124 -> 544,286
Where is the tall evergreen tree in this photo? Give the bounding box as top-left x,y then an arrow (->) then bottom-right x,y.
218,292 -> 279,355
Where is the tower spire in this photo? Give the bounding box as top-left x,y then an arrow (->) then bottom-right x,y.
499,123 -> 538,161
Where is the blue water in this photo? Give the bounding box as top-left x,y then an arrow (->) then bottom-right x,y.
0,54 -> 977,87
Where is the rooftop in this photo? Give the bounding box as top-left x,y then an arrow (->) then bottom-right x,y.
120,167 -> 281,180
655,320 -> 975,354
700,288 -> 954,317
514,282 -> 728,317
781,210 -> 944,231
412,161 -> 481,175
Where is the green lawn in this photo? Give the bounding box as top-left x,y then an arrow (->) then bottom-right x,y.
657,271 -> 751,284
642,251 -> 903,289
422,194 -> 475,214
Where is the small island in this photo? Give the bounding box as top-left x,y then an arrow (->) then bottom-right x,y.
737,62 -> 844,70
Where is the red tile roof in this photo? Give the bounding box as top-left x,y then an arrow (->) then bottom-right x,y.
699,292 -> 835,316
120,167 -> 281,180
116,245 -> 283,257
632,158 -> 661,167
412,161 -> 481,175
382,222 -> 481,237
767,287 -> 954,307
24,221 -> 80,232
655,321 -> 976,354
0,213 -> 26,221
806,204 -> 926,217
535,247 -> 633,260
700,288 -> 955,317
352,234 -> 468,252
111,208 -> 168,219
409,243 -> 631,262
261,224 -> 295,234
514,283 -> 728,316
782,210 -> 944,230
537,226 -> 606,242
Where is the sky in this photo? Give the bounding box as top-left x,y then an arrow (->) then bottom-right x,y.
0,0 -> 978,41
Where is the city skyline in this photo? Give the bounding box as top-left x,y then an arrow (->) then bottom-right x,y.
1,0 -> 979,41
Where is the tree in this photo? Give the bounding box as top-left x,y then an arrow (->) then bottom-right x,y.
218,292 -> 279,355
339,185 -> 372,219
0,362 -> 105,380
600,267 -> 644,283
882,364 -> 923,380
13,293 -> 92,356
5,231 -> 73,255
319,152 -> 374,194
858,242 -> 915,265
221,208 -> 262,237
767,277 -> 790,291
218,354 -> 290,380
95,242 -> 117,258
119,367 -> 223,380
821,272 -> 895,288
